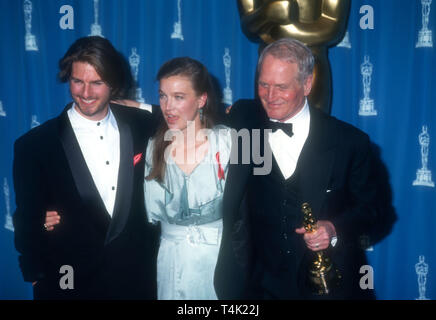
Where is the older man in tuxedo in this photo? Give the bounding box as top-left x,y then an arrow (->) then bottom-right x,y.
215,38 -> 392,299
13,36 -> 159,299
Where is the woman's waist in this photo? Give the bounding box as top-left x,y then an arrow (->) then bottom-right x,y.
160,219 -> 223,246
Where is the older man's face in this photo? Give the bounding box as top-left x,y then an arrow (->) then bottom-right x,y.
258,54 -> 312,122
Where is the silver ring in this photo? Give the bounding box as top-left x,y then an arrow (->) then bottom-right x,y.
43,223 -> 49,230
315,243 -> 319,248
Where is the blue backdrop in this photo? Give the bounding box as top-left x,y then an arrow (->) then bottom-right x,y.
0,0 -> 434,300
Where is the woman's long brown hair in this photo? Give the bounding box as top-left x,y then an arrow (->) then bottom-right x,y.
146,57 -> 218,183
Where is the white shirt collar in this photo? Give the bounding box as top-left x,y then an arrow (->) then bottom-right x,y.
269,98 -> 310,137
269,98 -> 309,124
267,98 -> 311,179
69,103 -> 112,128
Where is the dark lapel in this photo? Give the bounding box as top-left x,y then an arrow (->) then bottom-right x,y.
297,107 -> 337,217
104,104 -> 134,245
257,108 -> 284,183
58,104 -> 111,234
223,147 -> 252,228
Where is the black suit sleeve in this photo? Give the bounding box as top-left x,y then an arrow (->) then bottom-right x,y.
112,103 -> 162,139
329,132 -> 384,243
13,136 -> 49,282
225,99 -> 264,130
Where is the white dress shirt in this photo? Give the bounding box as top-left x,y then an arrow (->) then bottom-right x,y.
268,99 -> 310,180
68,105 -> 120,217
267,101 -> 338,246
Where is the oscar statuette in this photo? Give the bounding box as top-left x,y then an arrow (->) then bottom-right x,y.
301,202 -> 341,295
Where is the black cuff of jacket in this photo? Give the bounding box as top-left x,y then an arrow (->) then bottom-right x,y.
18,255 -> 46,283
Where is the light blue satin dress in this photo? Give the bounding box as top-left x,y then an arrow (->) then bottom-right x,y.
144,125 -> 231,300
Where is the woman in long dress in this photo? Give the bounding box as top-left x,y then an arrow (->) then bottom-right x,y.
145,57 -> 231,300
42,57 -> 233,300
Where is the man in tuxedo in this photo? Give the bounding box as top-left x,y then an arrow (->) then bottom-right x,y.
13,36 -> 159,299
215,38 -> 390,299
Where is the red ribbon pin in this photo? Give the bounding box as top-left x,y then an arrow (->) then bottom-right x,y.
133,153 -> 143,166
216,152 -> 225,180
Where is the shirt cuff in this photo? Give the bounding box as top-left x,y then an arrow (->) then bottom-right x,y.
331,236 -> 338,247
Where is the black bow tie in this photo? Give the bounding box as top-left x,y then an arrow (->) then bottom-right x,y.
267,120 -> 293,138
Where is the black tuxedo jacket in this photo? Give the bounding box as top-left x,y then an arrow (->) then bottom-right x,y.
13,103 -> 160,299
215,99 -> 387,299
